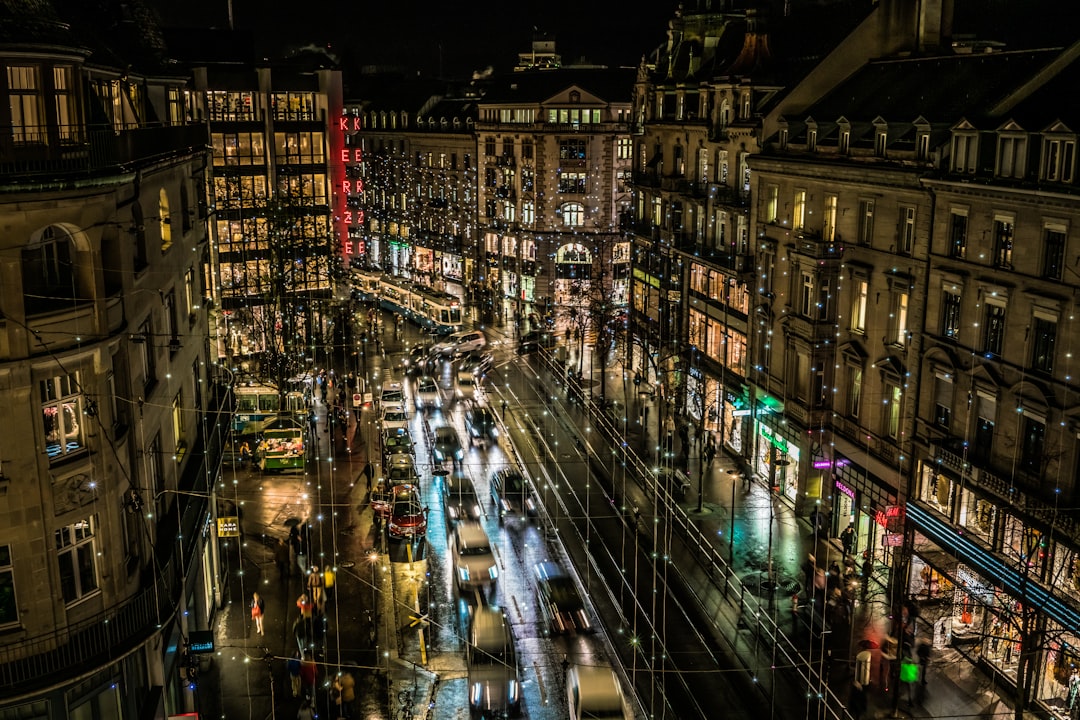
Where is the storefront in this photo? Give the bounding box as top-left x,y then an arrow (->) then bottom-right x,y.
752,419 -> 800,503
827,451 -> 899,562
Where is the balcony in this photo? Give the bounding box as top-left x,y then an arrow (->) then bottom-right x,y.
0,124 -> 209,181
792,228 -> 842,260
660,175 -> 690,193
712,185 -> 751,207
785,313 -> 836,342
632,169 -> 660,188
3,296 -> 124,358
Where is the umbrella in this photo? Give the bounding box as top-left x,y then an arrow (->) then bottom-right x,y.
858,638 -> 881,650
284,517 -> 302,528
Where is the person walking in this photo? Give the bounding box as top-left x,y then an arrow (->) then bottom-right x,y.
287,650 -> 302,697
323,565 -> 336,601
334,669 -> 357,719
296,592 -> 314,623
274,538 -> 291,579
840,523 -> 856,558
801,554 -> 816,596
299,652 -> 317,699
296,697 -> 316,720
250,592 -> 265,635
362,460 -> 375,491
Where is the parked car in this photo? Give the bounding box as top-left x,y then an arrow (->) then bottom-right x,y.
381,429 -> 414,460
433,329 -> 487,358
415,376 -> 442,410
467,606 -> 521,718
452,522 -> 498,594
370,479 -> 393,518
464,406 -> 499,447
490,468 -> 537,524
379,382 -> 404,408
387,484 -> 427,539
518,330 -> 556,354
442,471 -> 483,527
402,343 -> 434,376
534,560 -> 591,635
385,453 -> 420,487
432,425 -> 464,464
566,663 -> 630,720
454,369 -> 479,403
379,405 -> 409,433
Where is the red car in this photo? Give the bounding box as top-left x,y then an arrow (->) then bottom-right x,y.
388,484 -> 427,539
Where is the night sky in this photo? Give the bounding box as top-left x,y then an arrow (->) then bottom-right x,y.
153,0 -> 677,76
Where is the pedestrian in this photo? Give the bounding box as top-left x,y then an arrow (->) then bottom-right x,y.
704,440 -> 716,467
334,669 -> 357,719
250,591 -> 265,635
362,460 -> 375,490
296,592 -> 314,621
296,697 -> 315,720
840,523 -> 856,557
286,650 -> 302,697
239,441 -> 251,468
849,682 -> 868,720
801,554 -> 816,596
323,565 -> 336,601
501,398 -> 507,420
916,641 -> 931,685
274,538 -> 290,579
299,652 -> 317,699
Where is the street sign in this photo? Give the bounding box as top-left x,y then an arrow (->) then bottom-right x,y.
188,630 -> 214,654
352,393 -> 362,408
216,517 -> 240,537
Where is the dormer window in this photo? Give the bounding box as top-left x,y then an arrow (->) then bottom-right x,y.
874,129 -> 887,157
839,129 -> 850,154
779,128 -> 788,150
916,132 -> 930,161
807,129 -> 817,152
952,131 -> 977,173
1043,136 -> 1076,183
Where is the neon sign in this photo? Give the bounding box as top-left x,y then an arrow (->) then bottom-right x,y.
336,115 -> 365,259
835,480 -> 855,499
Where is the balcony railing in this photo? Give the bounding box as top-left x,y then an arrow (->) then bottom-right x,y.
0,123 -> 209,180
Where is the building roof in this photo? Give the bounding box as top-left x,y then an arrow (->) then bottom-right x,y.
476,67 -> 635,106
0,0 -> 75,46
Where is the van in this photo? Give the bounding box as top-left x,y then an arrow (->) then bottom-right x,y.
433,330 -> 486,358
567,663 -> 629,720
467,606 -> 521,718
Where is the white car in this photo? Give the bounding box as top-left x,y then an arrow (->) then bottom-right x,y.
433,329 -> 487,358
454,370 -> 478,403
415,376 -> 441,409
567,663 -> 630,720
380,406 -> 409,432
452,521 -> 498,593
379,382 -> 404,408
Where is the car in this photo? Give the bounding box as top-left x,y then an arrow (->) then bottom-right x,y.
433,329 -> 487,358
461,349 -> 494,376
566,663 -> 629,720
467,606 -> 521,718
518,330 -> 556,354
490,468 -> 537,524
432,425 -> 464,464
534,560 -> 592,635
442,471 -> 483,527
464,406 -> 498,447
379,382 -> 404,408
452,522 -> 498,594
387,484 -> 427,539
385,454 -> 420,487
381,429 -> 414,460
379,406 -> 409,433
401,343 -> 433,376
370,479 -> 393,518
454,369 -> 479,403
415,376 -> 442,410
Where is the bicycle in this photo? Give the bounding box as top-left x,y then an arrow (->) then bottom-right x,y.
397,688 -> 414,720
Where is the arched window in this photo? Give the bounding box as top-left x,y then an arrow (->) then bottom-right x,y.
159,188 -> 172,252
560,202 -> 584,227
22,225 -> 77,314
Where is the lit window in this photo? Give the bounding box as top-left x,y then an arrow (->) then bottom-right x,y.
941,291 -> 961,339
7,65 -> 42,144
792,190 -> 806,229
561,203 -> 584,227
885,384 -> 902,439
56,517 -> 98,604
765,185 -> 778,223
851,279 -> 868,332
848,367 -> 862,418
41,374 -> 85,459
823,194 -> 837,241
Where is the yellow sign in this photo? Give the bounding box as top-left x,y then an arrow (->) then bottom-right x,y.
216,517 -> 240,537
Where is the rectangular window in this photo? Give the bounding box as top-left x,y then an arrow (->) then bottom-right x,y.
53,66 -> 77,140
7,65 -> 42,143
949,210 -> 968,258
1043,227 -> 1066,280
934,374 -> 953,429
851,279 -> 868,332
559,139 -> 587,161
272,131 -> 324,164
993,217 -> 1014,268
840,130 -> 850,154
0,545 -> 17,626
1020,415 -> 1046,473
953,133 -> 976,173
1044,138 -> 1076,182
875,130 -> 887,156
973,394 -> 996,463
765,185 -> 778,223
823,194 -> 837,241
849,367 -> 862,419
858,199 -> 874,245
41,373 -> 85,459
800,271 -> 816,317
557,171 -> 587,193
164,291 -> 178,349
886,384 -> 902,439
892,292 -> 909,346
792,190 -> 806,229
522,201 -> 534,225
484,137 -> 496,156
56,517 -> 98,604
192,359 -> 202,410
984,303 -> 1006,357
172,390 -> 185,451
139,318 -> 156,389
941,291 -> 962,339
998,135 -> 1025,178
898,206 -> 916,254
1031,316 -> 1057,373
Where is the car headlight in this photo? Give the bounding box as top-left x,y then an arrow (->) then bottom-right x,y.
471,504 -> 481,518
488,566 -> 499,580
525,497 -> 537,512
458,566 -> 470,582
508,680 -> 520,704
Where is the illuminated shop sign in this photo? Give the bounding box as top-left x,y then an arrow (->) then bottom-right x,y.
337,116 -> 365,258
835,480 -> 855,499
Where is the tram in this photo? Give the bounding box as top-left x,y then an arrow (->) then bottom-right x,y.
233,381 -> 306,434
352,271 -> 463,334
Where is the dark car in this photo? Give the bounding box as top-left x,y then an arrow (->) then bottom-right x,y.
534,560 -> 592,635
490,467 -> 537,524
401,342 -> 434,376
381,429 -> 415,461
465,406 -> 499,447
461,349 -> 494,376
442,471 -> 483,527
388,484 -> 427,539
432,425 -> 464,464
518,330 -> 556,354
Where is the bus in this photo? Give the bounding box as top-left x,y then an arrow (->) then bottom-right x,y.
233,381 -> 306,434
352,271 -> 463,334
